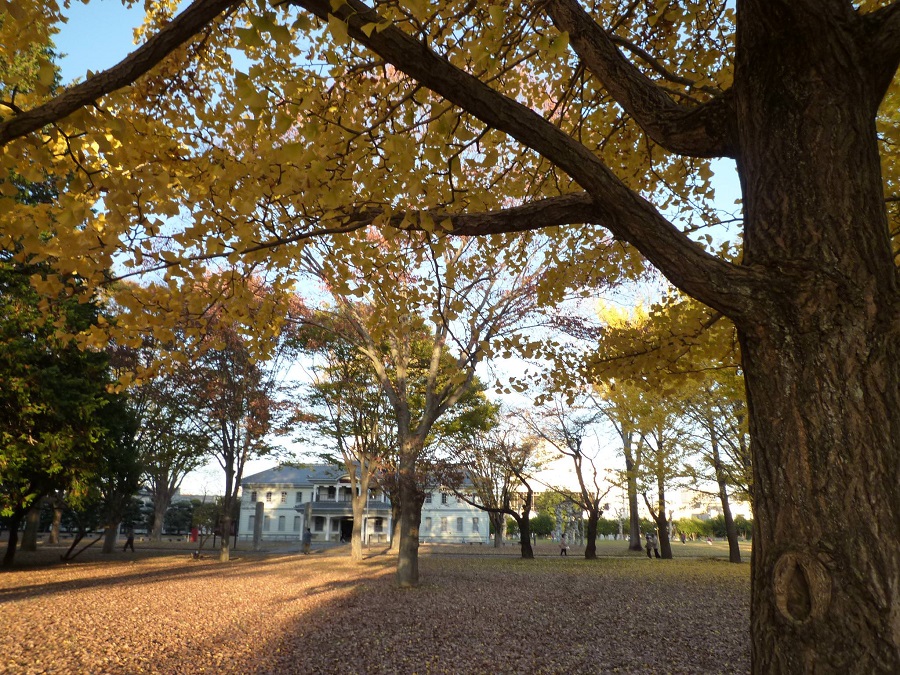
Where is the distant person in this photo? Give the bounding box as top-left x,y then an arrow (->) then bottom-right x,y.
706,536 -> 713,545
123,526 -> 135,552
302,528 -> 312,554
559,538 -> 568,556
680,532 -> 687,544
645,531 -> 660,559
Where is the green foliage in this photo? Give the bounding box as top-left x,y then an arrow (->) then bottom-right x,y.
595,517 -> 620,537
529,512 -> 554,536
0,256 -> 116,520
164,500 -> 194,535
674,517 -> 713,537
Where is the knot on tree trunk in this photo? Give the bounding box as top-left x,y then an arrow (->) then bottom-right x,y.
773,551 -> 832,625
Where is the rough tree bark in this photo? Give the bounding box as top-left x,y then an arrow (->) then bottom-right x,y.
733,6 -> 900,670
396,442 -> 426,587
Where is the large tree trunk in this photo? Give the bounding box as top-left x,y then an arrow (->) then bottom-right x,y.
21,505 -> 40,552
396,446 -> 423,587
735,8 -> 900,671
102,523 -> 119,554
516,514 -> 534,559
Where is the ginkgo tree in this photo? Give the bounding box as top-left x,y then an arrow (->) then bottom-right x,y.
296,231 -> 547,585
2,0 -> 900,669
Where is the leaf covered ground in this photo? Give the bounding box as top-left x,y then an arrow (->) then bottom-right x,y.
0,542 -> 749,674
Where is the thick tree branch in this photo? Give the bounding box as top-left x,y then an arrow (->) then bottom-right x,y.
860,0 -> 900,98
288,0 -> 766,325
0,0 -> 241,146
543,0 -> 738,158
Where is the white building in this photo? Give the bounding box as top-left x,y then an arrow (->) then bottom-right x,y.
239,465 -> 490,545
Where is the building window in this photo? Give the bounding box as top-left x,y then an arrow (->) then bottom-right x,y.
440,517 -> 448,533
248,515 -> 256,531
264,516 -> 271,531
423,517 -> 432,532
374,518 -> 383,533
456,517 -> 463,532
293,516 -> 301,532
441,493 -> 448,505
250,491 -> 257,503
278,516 -> 286,531
424,492 -> 432,504
265,492 -> 272,503
280,492 -> 287,504
314,517 -> 325,532
472,517 -> 480,533
295,491 -> 303,504
331,519 -> 340,532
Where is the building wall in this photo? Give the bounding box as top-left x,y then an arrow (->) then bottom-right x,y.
420,490 -> 489,544
239,473 -> 490,545
240,484 -> 312,542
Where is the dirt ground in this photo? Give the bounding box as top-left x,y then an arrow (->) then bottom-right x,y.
0,541 -> 750,674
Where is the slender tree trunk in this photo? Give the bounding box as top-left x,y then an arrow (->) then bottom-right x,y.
2,510 -> 24,567
219,512 -> 232,562
584,511 -> 599,559
735,9 -> 900,670
150,487 -> 174,542
389,498 -> 401,552
48,505 -> 62,545
350,492 -> 365,562
489,512 -> 504,547
21,505 -> 40,552
623,451 -> 642,551
707,416 -> 742,563
712,443 -> 742,563
219,452 -> 235,562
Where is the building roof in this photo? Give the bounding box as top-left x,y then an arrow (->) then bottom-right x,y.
241,464 -> 347,487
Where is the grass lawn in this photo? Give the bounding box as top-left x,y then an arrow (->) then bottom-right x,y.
0,541 -> 750,674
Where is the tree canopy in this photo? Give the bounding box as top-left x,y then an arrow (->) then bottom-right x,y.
2,1 -> 899,670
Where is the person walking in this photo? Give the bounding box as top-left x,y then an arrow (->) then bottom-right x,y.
645,531 -> 660,559
559,537 -> 568,556
123,526 -> 135,552
302,528 -> 312,554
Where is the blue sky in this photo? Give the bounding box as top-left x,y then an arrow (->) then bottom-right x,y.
54,0 -> 149,82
